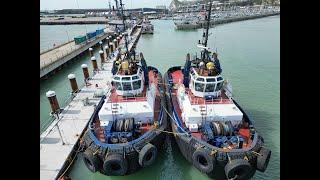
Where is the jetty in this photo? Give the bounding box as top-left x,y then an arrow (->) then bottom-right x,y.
40,28 -> 113,79
40,25 -> 142,180
176,12 -> 280,30
40,16 -> 108,25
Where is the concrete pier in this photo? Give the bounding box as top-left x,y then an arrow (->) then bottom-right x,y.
40,25 -> 142,180
40,28 -> 113,79
40,16 -> 107,25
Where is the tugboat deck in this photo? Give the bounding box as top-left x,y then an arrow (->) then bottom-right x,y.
170,69 -> 253,149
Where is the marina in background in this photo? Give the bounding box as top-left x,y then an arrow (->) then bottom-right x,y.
40,0 -> 280,179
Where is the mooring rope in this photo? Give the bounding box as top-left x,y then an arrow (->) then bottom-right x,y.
57,145 -> 80,180
57,132 -> 87,180
159,103 -> 189,135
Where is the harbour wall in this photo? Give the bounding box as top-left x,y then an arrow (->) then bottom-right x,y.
175,12 -> 280,30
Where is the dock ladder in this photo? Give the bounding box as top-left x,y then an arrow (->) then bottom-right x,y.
200,103 -> 208,125
111,102 -> 120,121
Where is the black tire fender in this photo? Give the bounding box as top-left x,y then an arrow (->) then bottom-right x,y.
82,148 -> 102,173
116,119 -> 123,132
192,148 -> 215,174
256,147 -> 271,172
138,143 -> 158,167
224,159 -> 252,180
103,153 -> 128,176
124,119 -> 129,132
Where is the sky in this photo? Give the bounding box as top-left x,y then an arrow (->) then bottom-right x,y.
40,0 -> 173,10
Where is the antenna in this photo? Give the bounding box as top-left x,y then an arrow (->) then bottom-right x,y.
108,0 -> 112,12
200,0 -> 213,61
203,0 -> 212,48
114,0 -> 120,15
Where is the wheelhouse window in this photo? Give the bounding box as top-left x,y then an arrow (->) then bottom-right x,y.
132,80 -> 141,90
122,77 -> 131,81
132,75 -> 139,80
206,78 -> 216,82
197,77 -> 205,82
195,82 -> 205,92
205,83 -> 215,92
114,81 -> 122,90
216,82 -> 223,91
122,82 -> 132,91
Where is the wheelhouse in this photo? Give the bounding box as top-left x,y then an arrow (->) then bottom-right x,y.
112,67 -> 144,96
189,68 -> 224,98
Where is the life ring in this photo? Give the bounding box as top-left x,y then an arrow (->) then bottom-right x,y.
256,147 -> 271,172
138,143 -> 157,167
192,148 -> 215,174
103,154 -> 128,176
82,148 -> 102,173
224,159 -> 252,180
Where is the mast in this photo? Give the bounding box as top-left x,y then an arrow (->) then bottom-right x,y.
203,0 -> 212,47
108,0 -> 112,12
200,0 -> 213,61
114,0 -> 119,14
119,0 -> 129,56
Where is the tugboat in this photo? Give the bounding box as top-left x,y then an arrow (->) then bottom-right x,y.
141,16 -> 154,34
164,1 -> 271,179
80,0 -> 167,176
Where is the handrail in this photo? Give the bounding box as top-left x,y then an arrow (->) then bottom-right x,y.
186,90 -> 231,105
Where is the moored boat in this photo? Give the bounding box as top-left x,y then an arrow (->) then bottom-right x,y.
164,1 -> 271,179
141,17 -> 154,34
79,1 -> 167,176
80,53 -> 167,175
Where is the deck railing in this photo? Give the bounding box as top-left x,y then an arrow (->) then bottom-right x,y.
185,90 -> 231,105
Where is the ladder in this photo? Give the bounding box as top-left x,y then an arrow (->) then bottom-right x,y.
111,102 -> 119,121
200,104 -> 207,126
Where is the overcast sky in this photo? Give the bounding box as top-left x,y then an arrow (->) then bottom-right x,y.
40,0 -> 173,10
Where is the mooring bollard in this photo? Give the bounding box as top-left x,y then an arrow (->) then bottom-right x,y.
109,42 -> 114,53
91,56 -> 98,71
88,47 -> 93,57
104,46 -> 109,59
46,90 -> 60,114
99,50 -> 105,63
81,64 -> 89,80
67,74 -> 79,93
99,41 -> 103,51
113,39 -> 117,49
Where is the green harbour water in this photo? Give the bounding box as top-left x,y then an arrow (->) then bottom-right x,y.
40,16 -> 279,180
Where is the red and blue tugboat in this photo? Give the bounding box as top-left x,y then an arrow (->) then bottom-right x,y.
164,1 -> 271,179
80,0 -> 167,176
81,52 -> 167,175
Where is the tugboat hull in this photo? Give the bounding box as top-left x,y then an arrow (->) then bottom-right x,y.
80,68 -> 168,175
164,67 -> 269,179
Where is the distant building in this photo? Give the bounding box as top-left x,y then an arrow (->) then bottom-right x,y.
169,0 -> 222,12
